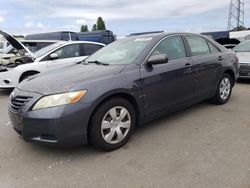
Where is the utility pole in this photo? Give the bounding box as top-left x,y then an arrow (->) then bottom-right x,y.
228,0 -> 244,31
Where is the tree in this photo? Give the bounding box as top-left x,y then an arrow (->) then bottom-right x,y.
92,24 -> 97,31
96,17 -> 106,30
80,25 -> 89,32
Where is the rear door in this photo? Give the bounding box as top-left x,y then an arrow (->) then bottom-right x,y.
140,35 -> 195,119
184,35 -> 222,100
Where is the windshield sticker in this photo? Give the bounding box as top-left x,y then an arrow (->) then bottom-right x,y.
134,37 -> 153,42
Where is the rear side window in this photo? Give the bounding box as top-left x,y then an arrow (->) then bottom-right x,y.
208,42 -> 220,54
151,36 -> 187,61
186,36 -> 210,56
83,44 -> 103,56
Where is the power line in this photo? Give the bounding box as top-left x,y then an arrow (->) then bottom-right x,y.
228,0 -> 245,30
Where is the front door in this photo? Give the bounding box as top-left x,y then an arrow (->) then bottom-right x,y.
47,43 -> 86,71
140,35 -> 195,119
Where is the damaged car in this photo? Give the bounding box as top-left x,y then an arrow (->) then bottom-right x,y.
9,33 -> 239,151
0,30 -> 105,88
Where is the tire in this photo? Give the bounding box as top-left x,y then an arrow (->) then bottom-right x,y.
210,73 -> 233,105
89,98 -> 136,151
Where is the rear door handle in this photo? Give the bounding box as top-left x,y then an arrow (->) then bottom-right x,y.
184,63 -> 192,74
218,56 -> 224,61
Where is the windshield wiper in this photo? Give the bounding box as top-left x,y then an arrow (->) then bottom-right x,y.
88,60 -> 109,66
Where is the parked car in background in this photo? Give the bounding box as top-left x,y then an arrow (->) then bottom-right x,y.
25,31 -> 79,41
0,41 -> 3,53
233,40 -> 250,78
78,30 -> 116,45
0,30 -> 105,88
0,40 -> 59,65
9,33 -> 239,151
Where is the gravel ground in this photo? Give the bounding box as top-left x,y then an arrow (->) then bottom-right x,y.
0,81 -> 249,188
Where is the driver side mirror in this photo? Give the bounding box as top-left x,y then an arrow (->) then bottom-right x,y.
147,54 -> 169,66
50,53 -> 59,60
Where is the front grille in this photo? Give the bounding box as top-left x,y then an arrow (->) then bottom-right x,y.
0,67 -> 8,72
239,64 -> 250,75
10,96 -> 33,111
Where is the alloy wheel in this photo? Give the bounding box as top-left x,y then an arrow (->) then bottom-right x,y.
220,77 -> 231,100
101,106 -> 131,144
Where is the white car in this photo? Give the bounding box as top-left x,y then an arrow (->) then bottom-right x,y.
234,40 -> 250,78
0,30 -> 105,88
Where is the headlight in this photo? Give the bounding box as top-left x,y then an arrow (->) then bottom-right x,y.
32,90 -> 87,111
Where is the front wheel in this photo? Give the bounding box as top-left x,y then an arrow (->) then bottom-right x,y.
210,73 -> 233,105
89,98 -> 136,151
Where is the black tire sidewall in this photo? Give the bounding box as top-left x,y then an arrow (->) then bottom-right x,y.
90,98 -> 136,151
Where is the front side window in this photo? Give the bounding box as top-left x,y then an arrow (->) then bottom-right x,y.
208,42 -> 220,54
83,44 -> 103,56
53,44 -> 80,59
186,36 -> 210,56
34,43 -> 63,58
151,36 -> 187,61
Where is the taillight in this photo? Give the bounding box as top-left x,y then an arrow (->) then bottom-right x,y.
235,55 -> 239,64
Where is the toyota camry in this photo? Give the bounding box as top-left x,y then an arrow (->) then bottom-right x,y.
9,33 -> 239,151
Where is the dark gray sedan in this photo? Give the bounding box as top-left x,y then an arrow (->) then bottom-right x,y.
9,33 -> 239,151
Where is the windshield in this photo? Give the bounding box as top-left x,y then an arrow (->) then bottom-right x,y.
234,40 -> 250,52
34,42 -> 63,57
86,37 -> 153,65
2,44 -> 13,54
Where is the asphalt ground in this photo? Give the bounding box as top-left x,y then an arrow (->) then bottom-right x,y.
0,81 -> 249,188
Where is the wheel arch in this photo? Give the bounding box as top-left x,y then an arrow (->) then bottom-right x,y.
223,69 -> 236,86
19,70 -> 40,82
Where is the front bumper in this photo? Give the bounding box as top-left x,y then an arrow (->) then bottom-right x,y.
0,67 -> 20,88
8,88 -> 92,147
239,63 -> 250,78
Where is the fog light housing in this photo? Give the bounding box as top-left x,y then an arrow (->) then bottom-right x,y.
3,80 -> 10,84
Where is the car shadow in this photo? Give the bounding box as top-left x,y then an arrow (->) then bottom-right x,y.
0,89 -> 13,96
21,100 -> 212,158
237,78 -> 250,85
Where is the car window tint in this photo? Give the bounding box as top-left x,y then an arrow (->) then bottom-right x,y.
151,36 -> 187,61
53,44 -> 80,59
208,42 -> 220,54
83,44 -> 103,56
186,36 -> 210,56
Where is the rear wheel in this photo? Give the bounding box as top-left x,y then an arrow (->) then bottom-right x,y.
210,73 -> 232,105
89,98 -> 136,151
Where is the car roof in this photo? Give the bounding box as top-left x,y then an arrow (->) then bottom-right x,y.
20,40 -> 62,43
63,41 -> 106,46
126,32 -> 206,40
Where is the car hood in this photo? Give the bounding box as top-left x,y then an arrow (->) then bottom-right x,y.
18,63 -> 126,95
236,52 -> 250,63
0,30 -> 35,59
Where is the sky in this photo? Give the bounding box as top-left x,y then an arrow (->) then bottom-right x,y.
0,0 -> 249,37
